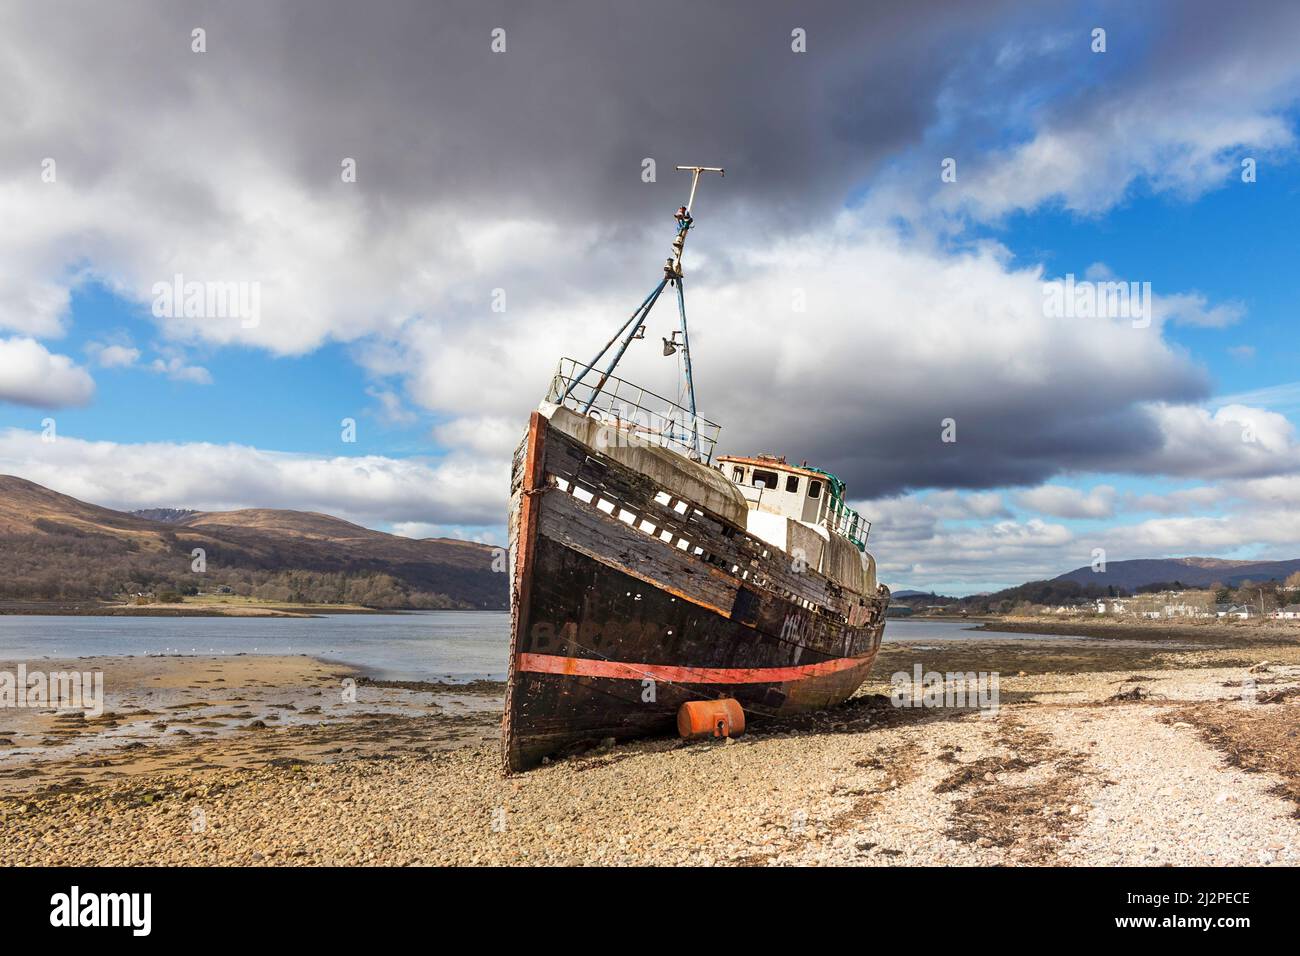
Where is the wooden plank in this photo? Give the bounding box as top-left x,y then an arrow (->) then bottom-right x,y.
542,426 -> 853,617
535,487 -> 874,660
536,488 -> 740,616
502,411 -> 548,772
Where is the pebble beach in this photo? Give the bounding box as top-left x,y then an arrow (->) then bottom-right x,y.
2,632 -> 1298,866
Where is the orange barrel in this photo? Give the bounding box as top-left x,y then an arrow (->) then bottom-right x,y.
677,699 -> 745,740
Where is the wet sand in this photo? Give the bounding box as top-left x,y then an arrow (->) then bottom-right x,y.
2,634 -> 1299,866
0,655 -> 499,797
971,614 -> 1300,646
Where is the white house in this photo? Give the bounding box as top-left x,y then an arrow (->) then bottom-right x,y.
1215,603 -> 1256,619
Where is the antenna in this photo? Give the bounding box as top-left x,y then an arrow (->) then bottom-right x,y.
675,165 -> 725,215
668,166 -> 724,276
561,164 -> 725,461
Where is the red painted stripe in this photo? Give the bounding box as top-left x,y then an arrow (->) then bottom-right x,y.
516,651 -> 871,684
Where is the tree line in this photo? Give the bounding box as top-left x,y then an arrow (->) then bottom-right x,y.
0,531 -> 501,609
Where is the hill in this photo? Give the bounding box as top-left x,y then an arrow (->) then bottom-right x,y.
919,555 -> 1300,614
1051,556 -> 1300,590
0,475 -> 504,609
890,589 -> 962,605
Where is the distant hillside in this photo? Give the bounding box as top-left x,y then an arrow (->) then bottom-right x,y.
909,554 -> 1300,614
0,477 -> 164,537
0,475 -> 505,609
891,589 -> 961,605
1052,556 -> 1300,590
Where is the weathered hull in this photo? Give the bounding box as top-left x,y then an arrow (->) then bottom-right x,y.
502,408 -> 889,771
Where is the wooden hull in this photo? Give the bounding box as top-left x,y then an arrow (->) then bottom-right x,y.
502,409 -> 889,771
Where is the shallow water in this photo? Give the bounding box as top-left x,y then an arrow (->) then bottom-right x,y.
0,612 -> 1095,683
0,610 -> 511,682
881,618 -> 1089,642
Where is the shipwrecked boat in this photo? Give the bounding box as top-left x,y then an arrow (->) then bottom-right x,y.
503,167 -> 890,771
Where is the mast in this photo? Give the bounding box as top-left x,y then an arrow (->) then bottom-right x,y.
560,165 -> 724,460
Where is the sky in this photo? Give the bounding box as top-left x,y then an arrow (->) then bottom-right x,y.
1,0 -> 1299,594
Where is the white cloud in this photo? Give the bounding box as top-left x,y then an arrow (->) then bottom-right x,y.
1232,474 -> 1300,507
1136,403 -> 1300,479
0,337 -> 94,408
1,1 -> 1298,595
1015,484 -> 1116,519
432,416 -> 523,458
1109,510 -> 1300,556
933,61 -> 1297,222
0,2 -> 1288,503
843,7 -> 1300,230
1155,292 -> 1245,329
1213,380 -> 1300,413
0,428 -> 506,529
88,342 -> 141,368
390,521 -> 503,545
870,479 -> 1300,594
0,268 -> 70,338
381,217 -> 1280,496
1125,485 -> 1226,515
148,355 -> 212,385
86,340 -> 210,382
946,112 -> 1291,221
365,387 -> 416,426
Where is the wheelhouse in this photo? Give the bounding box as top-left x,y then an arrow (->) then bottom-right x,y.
716,454 -> 869,551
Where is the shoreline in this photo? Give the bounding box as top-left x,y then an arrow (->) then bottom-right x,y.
0,632 -> 1294,868
2,633 -> 1298,864
966,615 -> 1300,646
5,634 -> 1294,868
0,601 -> 497,618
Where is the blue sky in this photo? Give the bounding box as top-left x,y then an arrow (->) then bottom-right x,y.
997,167 -> 1300,389
3,1 -> 1300,591
26,284 -> 428,458
979,154 -> 1300,561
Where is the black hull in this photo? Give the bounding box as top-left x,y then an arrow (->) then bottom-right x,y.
503,409 -> 889,771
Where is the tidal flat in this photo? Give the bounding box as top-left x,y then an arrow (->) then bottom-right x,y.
2,632 -> 1298,866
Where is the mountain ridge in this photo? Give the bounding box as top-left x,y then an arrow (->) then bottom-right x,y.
1051,556 -> 1300,590
890,555 -> 1300,610
0,475 -> 504,609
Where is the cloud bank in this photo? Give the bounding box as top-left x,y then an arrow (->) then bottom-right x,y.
1,0 -> 1298,584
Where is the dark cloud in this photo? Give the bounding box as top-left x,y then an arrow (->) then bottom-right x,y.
5,0 -> 1025,223
4,0 -> 1300,515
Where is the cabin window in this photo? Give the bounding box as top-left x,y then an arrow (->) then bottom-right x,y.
785,475 -> 799,493
752,469 -> 779,489
808,480 -> 822,499
731,466 -> 744,482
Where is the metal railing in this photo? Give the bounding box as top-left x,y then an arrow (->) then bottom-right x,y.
804,465 -> 871,551
829,502 -> 871,551
547,357 -> 721,463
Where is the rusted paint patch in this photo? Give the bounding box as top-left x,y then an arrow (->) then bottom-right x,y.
518,650 -> 876,684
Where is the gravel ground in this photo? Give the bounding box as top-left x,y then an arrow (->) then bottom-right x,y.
3,650 -> 1298,866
